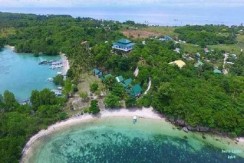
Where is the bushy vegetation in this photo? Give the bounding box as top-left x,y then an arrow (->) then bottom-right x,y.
0,89 -> 67,163
0,12 -> 244,163
89,100 -> 100,114
53,75 -> 64,86
130,40 -> 244,137
175,25 -> 237,47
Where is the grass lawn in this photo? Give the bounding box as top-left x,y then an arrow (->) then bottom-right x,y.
181,43 -> 202,54
78,73 -> 105,95
207,35 -> 244,54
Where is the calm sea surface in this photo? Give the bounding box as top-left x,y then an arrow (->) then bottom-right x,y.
26,117 -> 244,163
0,47 -> 61,101
0,6 -> 243,26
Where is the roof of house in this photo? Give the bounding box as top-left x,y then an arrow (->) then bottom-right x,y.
159,35 -> 173,41
117,39 -> 132,44
123,78 -> 132,86
194,60 -> 204,68
214,69 -> 222,74
130,84 -> 142,97
93,68 -> 101,75
169,60 -> 186,69
102,74 -> 113,80
113,42 -> 135,47
116,76 -> 124,83
164,35 -> 173,40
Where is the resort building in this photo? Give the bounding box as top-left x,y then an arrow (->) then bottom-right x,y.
112,39 -> 135,52
159,35 -> 173,41
169,60 -> 186,69
93,68 -> 103,78
122,78 -> 132,88
115,76 -> 124,83
213,68 -> 222,74
94,71 -> 142,97
130,84 -> 142,97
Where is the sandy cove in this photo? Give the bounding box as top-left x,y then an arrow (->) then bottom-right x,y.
21,107 -> 162,162
21,108 -> 244,162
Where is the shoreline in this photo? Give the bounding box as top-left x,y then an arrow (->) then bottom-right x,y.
21,107 -> 244,162
4,45 -> 15,51
60,52 -> 70,76
20,107 -> 162,162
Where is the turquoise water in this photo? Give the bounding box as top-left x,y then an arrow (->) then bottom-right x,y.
0,47 -> 61,101
26,117 -> 244,163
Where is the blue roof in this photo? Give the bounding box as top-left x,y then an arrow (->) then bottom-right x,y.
93,68 -> 101,75
117,39 -> 132,44
116,76 -> 124,82
159,35 -> 173,41
130,84 -> 142,97
214,69 -> 222,74
164,35 -> 173,40
123,78 -> 132,87
113,42 -> 135,47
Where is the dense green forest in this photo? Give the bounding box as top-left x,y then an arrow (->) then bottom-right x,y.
175,25 -> 237,47
0,89 -> 67,163
0,12 -> 244,163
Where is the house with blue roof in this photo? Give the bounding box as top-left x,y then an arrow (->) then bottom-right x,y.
116,76 -> 124,83
122,78 -> 132,88
130,84 -> 142,97
112,39 -> 135,52
93,68 -> 103,78
159,35 -> 173,41
213,68 -> 222,74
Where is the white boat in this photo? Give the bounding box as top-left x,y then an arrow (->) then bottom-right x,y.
51,61 -> 63,66
47,78 -> 53,82
133,116 -> 137,123
50,65 -> 63,69
57,71 -> 62,75
51,89 -> 62,96
57,86 -> 63,90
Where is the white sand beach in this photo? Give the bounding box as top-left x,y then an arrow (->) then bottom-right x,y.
5,45 -> 15,51
60,53 -> 70,75
21,107 -> 244,162
21,107 -> 162,162
237,137 -> 244,143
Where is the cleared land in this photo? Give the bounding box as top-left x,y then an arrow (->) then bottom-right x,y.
122,29 -> 161,39
122,26 -> 177,39
64,73 -> 105,116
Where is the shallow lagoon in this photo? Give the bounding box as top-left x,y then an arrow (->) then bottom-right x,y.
0,47 -> 61,101
26,117 -> 244,163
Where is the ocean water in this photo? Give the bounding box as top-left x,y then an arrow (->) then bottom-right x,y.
0,47 -> 61,101
26,117 -> 244,163
0,6 -> 243,26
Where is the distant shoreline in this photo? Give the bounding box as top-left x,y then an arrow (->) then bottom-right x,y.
20,108 -> 244,162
